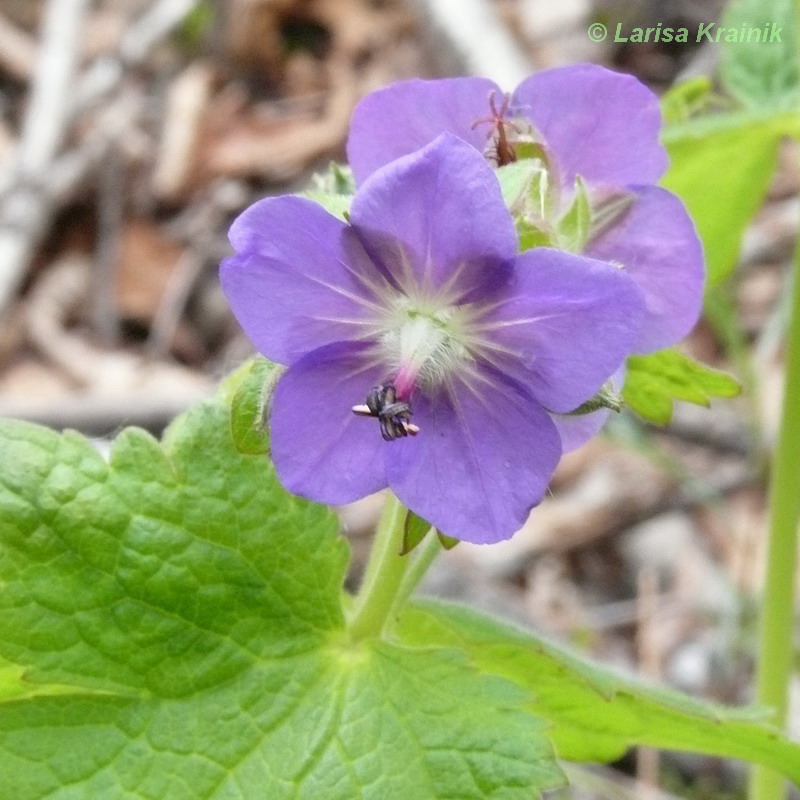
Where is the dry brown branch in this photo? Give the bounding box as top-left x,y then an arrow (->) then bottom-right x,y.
0,0 -> 88,317
0,90 -> 142,324
75,0 -> 201,115
13,0 -> 87,178
21,253 -> 211,426
0,0 -> 201,322
152,61 -> 217,203
0,392 -> 210,436
147,180 -> 247,357
91,149 -> 126,344
0,10 -> 37,80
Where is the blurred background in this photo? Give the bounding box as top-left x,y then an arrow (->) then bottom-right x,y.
0,1 -> 797,798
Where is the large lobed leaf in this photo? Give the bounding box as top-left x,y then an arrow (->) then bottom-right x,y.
0,383 -> 562,799
398,601 -> 800,783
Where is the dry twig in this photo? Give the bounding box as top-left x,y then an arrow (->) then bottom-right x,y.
0,0 -> 88,317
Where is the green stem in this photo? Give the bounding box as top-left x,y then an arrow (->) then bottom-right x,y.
748,241 -> 800,800
394,530 -> 442,612
347,493 -> 412,641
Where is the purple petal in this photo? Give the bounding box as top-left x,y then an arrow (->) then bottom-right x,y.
346,77 -> 499,184
476,248 -> 644,413
549,409 -> 610,452
513,64 -> 667,188
220,196 -> 390,365
386,373 -> 561,544
586,186 -> 704,353
349,134 -> 517,302
270,342 -> 389,505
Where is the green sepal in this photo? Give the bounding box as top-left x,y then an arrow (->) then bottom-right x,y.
556,176 -> 591,253
496,161 -> 556,251
564,382 -> 624,416
228,357 -> 282,455
313,161 -> 356,195
517,219 -> 554,250
513,140 -> 550,164
298,162 -> 356,221
401,510 -> 432,555
436,532 -> 460,551
298,190 -> 352,221
623,348 -> 741,424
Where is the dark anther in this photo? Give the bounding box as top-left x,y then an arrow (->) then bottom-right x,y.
352,384 -> 420,441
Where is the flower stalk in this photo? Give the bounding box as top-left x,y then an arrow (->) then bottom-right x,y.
748,237 -> 800,800
347,493 -> 413,641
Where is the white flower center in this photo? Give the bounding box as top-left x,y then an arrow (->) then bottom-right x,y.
380,298 -> 471,394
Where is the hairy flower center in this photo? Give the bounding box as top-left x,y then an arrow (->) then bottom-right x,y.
381,302 -> 470,397
352,296 -> 473,442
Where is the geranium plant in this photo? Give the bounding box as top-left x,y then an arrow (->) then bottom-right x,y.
1,37 -> 799,800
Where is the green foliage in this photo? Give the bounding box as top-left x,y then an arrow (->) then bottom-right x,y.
719,0 -> 800,111
623,348 -> 741,424
177,0 -> 214,50
660,77 -> 713,126
662,116 -> 784,286
0,391 -> 561,799
398,601 -> 800,781
662,0 -> 800,287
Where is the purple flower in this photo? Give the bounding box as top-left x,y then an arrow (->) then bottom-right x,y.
346,64 -> 703,357
220,135 -> 644,543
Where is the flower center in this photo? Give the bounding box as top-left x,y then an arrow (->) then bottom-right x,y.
382,302 -> 470,397
352,300 -> 472,441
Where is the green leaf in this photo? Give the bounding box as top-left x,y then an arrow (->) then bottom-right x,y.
623,348 -> 741,425
0,393 -> 561,798
398,601 -> 800,783
660,77 -> 713,126
719,0 -> 800,111
662,115 -> 784,285
228,356 -> 280,454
